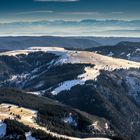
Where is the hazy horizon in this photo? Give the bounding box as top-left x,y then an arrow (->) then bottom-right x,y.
1,0 -> 140,37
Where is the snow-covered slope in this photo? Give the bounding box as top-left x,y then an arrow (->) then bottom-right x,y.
1,46 -> 140,95
1,47 -> 140,95
0,89 -> 115,140
0,47 -> 140,139
0,121 -> 7,138
1,46 -> 140,71
0,47 -> 67,56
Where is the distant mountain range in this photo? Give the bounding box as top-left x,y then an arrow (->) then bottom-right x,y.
2,19 -> 140,27
0,36 -> 101,51
1,36 -> 140,51
1,19 -> 140,36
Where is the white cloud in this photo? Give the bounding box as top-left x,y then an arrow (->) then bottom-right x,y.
15,10 -> 54,15
61,12 -> 100,15
112,12 -> 124,14
35,0 -> 79,2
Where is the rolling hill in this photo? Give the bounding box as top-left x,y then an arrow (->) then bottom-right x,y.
87,41 -> 140,62
0,88 -> 117,140
0,47 -> 140,139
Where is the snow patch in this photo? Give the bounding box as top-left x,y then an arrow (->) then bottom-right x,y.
51,66 -> 100,95
34,81 -> 44,89
105,123 -> 109,130
120,52 -> 125,56
63,113 -> 77,127
125,75 -> 140,105
51,80 -> 84,95
92,121 -> 101,131
10,75 -> 18,81
107,52 -> 114,57
127,53 -> 131,60
28,91 -> 43,96
136,48 -> 140,52
25,132 -> 36,140
0,121 -> 7,138
78,66 -> 100,81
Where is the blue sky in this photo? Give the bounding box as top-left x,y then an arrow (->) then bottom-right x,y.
0,0 -> 140,22
0,0 -> 140,37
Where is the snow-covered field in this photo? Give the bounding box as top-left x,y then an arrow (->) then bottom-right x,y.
1,46 -> 140,68
0,47 -> 67,56
1,47 -> 140,70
